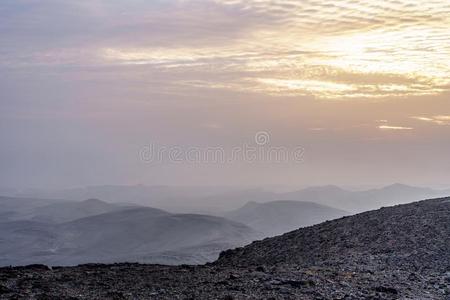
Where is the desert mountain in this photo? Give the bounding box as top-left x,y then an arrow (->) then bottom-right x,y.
0,206 -> 257,266
225,200 -> 348,236
26,198 -> 135,223
7,184 -> 448,214
0,196 -> 134,223
0,196 -> 63,222
281,183 -> 448,212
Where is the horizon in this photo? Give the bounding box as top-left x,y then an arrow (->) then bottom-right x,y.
2,182 -> 450,194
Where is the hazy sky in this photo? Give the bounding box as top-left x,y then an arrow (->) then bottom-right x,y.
1,0 -> 449,189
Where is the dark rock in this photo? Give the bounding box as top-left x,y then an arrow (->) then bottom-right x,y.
0,284 -> 11,295
105,291 -> 126,300
374,286 -> 398,294
255,266 -> 265,272
282,279 -> 315,288
17,265 -> 50,271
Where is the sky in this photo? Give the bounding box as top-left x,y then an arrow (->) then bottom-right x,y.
0,0 -> 449,189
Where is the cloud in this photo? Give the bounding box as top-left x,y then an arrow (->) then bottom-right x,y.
412,116 -> 450,125
0,0 -> 449,99
378,125 -> 413,130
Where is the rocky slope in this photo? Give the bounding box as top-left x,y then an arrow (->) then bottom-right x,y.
0,197 -> 449,299
218,197 -> 450,271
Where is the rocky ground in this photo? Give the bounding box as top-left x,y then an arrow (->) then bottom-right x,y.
1,197 -> 449,299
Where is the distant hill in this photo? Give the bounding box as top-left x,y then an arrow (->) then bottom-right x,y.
0,207 -> 257,266
29,198 -> 135,223
8,185 -> 252,213
281,183 -> 449,212
225,200 -> 348,236
0,196 -> 135,223
6,183 -> 448,214
0,196 -> 64,222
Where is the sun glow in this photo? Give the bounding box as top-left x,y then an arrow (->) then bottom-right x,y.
100,0 -> 450,100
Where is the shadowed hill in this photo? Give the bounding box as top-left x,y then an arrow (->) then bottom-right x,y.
0,207 -> 257,266
225,200 -> 348,236
54,208 -> 257,265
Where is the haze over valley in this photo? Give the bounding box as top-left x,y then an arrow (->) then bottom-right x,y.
1,183 -> 448,267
